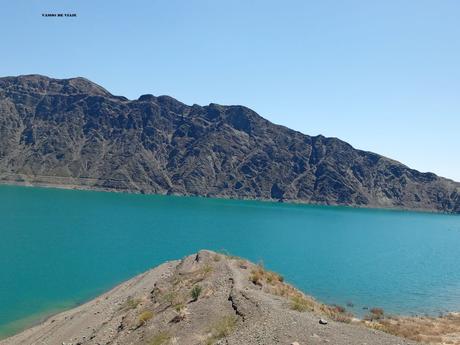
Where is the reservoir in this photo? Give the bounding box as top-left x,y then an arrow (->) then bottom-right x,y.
1,185 -> 459,337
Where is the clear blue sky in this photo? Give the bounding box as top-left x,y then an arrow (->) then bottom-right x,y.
1,0 -> 459,181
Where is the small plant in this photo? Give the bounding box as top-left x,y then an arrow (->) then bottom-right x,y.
272,283 -> 294,297
332,304 -> 346,313
249,266 -> 264,286
138,310 -> 154,325
370,308 -> 384,319
290,295 -> 314,312
249,264 -> 283,287
174,303 -> 185,312
172,276 -> 184,287
160,290 -> 186,312
249,272 -> 262,285
163,291 -> 178,306
330,312 -> 352,323
266,271 -> 283,285
191,285 -> 202,301
206,315 -> 238,344
266,273 -> 274,283
321,304 -> 352,323
364,307 -> 385,321
202,264 -> 213,275
149,331 -> 171,345
121,297 -> 140,310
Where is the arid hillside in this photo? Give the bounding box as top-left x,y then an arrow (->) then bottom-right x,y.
1,75 -> 459,213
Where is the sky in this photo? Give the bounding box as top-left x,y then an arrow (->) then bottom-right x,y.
1,0 -> 459,181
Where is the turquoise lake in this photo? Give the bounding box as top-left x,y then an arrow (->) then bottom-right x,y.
1,185 -> 460,338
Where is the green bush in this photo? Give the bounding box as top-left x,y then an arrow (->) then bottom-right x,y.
191,285 -> 202,301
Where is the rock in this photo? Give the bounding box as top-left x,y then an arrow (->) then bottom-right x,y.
0,75 -> 459,213
291,342 -> 300,345
169,314 -> 186,323
319,318 -> 328,325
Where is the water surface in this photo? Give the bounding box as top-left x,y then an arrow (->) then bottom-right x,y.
1,185 -> 460,337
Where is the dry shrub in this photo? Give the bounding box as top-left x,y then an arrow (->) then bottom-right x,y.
121,297 -> 141,311
162,290 -> 179,306
290,294 -> 315,312
206,315 -> 238,345
364,307 -> 384,321
138,310 -> 154,325
202,264 -> 213,276
174,303 -> 185,313
269,281 -> 299,298
249,265 -> 283,287
249,266 -> 264,286
370,308 -> 384,318
364,314 -> 460,345
148,331 -> 171,345
330,304 -> 346,313
320,304 -> 352,323
247,264 -> 352,323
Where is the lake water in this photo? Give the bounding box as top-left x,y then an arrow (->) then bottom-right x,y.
1,185 -> 460,338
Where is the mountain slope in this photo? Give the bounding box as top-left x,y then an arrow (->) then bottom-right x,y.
0,74 -> 459,213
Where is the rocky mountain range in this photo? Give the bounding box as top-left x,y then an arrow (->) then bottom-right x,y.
0,74 -> 459,213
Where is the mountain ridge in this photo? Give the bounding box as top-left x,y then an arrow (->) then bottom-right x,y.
0,74 -> 459,213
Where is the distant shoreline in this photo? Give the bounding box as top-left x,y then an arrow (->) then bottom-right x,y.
0,177 -> 452,216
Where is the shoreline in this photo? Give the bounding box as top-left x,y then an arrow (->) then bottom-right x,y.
0,303 -> 76,341
0,177 -> 455,216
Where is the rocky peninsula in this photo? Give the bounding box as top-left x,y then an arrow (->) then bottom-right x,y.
3,250 -> 459,345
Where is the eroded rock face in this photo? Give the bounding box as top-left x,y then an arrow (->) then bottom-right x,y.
0,74 -> 459,213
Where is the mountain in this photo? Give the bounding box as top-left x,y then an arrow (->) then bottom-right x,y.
0,75 -> 459,213
0,250 -> 420,345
